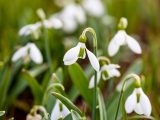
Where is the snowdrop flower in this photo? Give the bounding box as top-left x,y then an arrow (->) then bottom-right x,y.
19,22 -> 41,39
63,40 -> 99,72
12,43 -> 43,64
26,105 -> 48,120
58,3 -> 86,33
108,17 -> 142,56
51,100 -> 70,120
89,57 -> 120,88
125,87 -> 152,116
82,0 -> 104,17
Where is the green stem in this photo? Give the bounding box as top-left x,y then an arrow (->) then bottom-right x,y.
81,27 -> 98,120
115,73 -> 141,120
41,21 -> 53,74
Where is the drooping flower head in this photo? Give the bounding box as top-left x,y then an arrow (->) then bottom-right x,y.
125,75 -> 152,117
63,27 -> 100,72
26,106 -> 48,120
12,43 -> 43,64
51,100 -> 70,120
89,56 -> 120,88
108,17 -> 142,56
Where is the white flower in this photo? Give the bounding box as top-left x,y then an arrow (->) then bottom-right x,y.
12,43 -> 43,64
26,114 -> 42,120
108,30 -> 142,56
51,100 -> 70,120
19,22 -> 41,37
58,3 -> 86,33
125,87 -> 152,117
89,64 -> 120,88
82,0 -> 104,17
45,16 -> 63,29
63,42 -> 100,71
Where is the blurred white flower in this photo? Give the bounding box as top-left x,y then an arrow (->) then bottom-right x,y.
19,22 -> 41,38
51,100 -> 70,120
12,43 -> 43,64
44,16 -> 63,29
89,64 -> 120,88
125,87 -> 152,117
108,17 -> 142,56
82,0 -> 104,17
63,42 -> 100,71
58,3 -> 86,33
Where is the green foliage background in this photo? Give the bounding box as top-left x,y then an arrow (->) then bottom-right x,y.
0,0 -> 160,119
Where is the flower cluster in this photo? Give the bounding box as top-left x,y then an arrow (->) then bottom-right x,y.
12,43 -> 43,64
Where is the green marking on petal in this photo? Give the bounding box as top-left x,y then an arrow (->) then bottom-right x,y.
136,93 -> 140,103
78,47 -> 85,59
101,70 -> 109,80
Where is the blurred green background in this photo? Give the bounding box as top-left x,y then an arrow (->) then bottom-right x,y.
0,0 -> 160,119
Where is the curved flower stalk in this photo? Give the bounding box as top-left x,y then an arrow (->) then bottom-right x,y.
63,29 -> 100,72
63,27 -> 99,120
12,43 -> 43,64
115,74 -> 152,120
51,99 -> 70,120
108,17 -> 142,56
89,56 -> 120,88
26,106 -> 48,120
82,0 -> 105,17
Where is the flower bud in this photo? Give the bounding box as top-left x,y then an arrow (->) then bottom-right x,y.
118,17 -> 128,30
37,8 -> 46,20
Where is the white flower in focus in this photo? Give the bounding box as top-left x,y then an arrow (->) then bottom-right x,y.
125,87 -> 152,116
19,22 -> 41,38
108,17 -> 142,56
12,43 -> 43,64
58,3 -> 86,33
63,42 -> 100,71
51,100 -> 70,120
108,30 -> 142,56
82,0 -> 104,17
89,64 -> 120,88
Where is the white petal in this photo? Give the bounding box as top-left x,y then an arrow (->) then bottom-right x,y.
51,100 -> 70,120
62,19 -> 77,33
134,103 -> 143,115
126,35 -> 142,54
12,46 -> 28,62
89,72 -> 101,88
28,43 -> 43,64
108,69 -> 121,78
86,49 -> 100,71
82,0 -> 104,17
100,64 -> 120,79
19,23 -> 41,36
108,30 -> 126,56
139,90 -> 152,116
75,5 -> 86,24
43,17 -> 62,29
125,90 -> 137,114
63,45 -> 80,65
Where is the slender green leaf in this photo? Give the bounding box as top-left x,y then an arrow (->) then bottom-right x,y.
22,69 -> 43,104
97,88 -> 107,120
52,92 -> 83,116
68,63 -> 93,107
